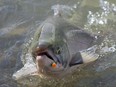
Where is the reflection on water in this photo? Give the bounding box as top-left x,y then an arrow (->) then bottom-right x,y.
0,0 -> 116,87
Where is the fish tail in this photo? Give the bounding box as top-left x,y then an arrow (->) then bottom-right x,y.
80,45 -> 99,63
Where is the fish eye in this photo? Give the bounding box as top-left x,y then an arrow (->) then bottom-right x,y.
55,47 -> 61,54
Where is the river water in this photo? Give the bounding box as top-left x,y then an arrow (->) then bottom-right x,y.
0,0 -> 116,87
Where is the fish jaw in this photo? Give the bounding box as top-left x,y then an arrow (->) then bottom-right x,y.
35,55 -> 65,77
12,55 -> 64,80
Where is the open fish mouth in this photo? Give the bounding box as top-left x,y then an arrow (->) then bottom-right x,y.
37,51 -> 55,62
33,47 -> 62,64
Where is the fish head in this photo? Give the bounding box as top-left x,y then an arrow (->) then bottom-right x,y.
32,40 -> 70,78
30,22 -> 70,78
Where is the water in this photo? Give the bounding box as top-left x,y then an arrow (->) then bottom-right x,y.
0,0 -> 116,87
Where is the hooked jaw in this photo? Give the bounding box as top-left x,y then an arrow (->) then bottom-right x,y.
33,45 -> 63,65
35,56 -> 45,74
35,55 -> 64,78
32,45 -> 64,75
12,54 -> 60,80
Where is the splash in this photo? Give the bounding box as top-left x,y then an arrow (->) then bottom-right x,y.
87,11 -> 107,25
100,0 -> 116,13
86,0 -> 116,26
84,0 -> 116,56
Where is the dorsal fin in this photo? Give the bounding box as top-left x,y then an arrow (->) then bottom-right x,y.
51,4 -> 74,18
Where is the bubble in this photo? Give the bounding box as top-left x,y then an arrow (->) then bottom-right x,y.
98,31 -> 101,34
109,46 -> 116,52
73,4 -> 77,9
31,37 -> 33,40
95,36 -> 98,39
98,20 -> 104,24
29,78 -> 33,82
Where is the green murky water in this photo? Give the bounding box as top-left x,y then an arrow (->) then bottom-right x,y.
0,0 -> 116,87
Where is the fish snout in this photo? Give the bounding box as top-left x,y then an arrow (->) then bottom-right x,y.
36,56 -> 46,73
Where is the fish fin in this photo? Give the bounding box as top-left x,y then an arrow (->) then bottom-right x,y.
12,62 -> 37,80
51,4 -> 74,18
80,45 -> 99,63
69,45 -> 99,67
69,52 -> 83,67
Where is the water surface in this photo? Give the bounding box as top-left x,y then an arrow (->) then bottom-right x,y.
0,0 -> 116,87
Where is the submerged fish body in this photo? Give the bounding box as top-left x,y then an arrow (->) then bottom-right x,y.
13,7 -> 100,80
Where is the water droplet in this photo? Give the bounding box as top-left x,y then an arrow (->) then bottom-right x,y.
109,47 -> 116,52
98,31 -> 101,34
99,20 -> 104,24
30,78 -> 33,82
95,36 -> 98,39
73,4 -> 77,8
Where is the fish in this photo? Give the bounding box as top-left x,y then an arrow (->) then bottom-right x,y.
12,5 -> 100,80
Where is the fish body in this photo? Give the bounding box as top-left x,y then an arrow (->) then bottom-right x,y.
13,5 -> 100,80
